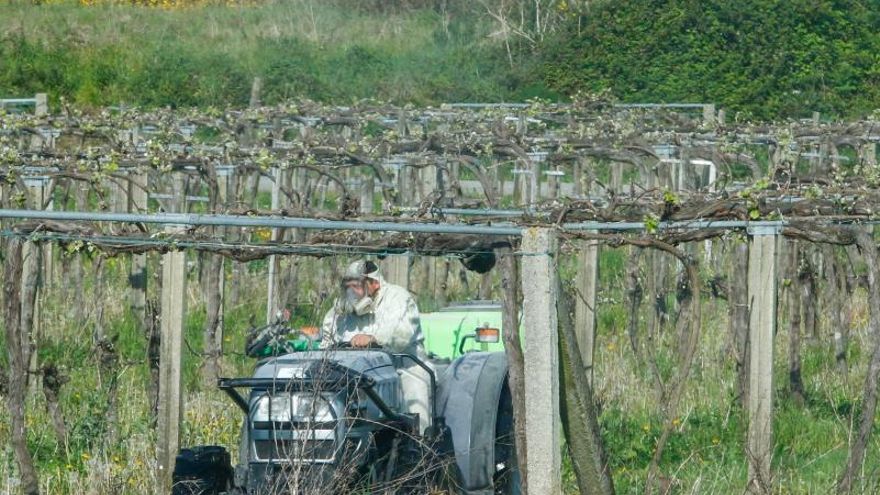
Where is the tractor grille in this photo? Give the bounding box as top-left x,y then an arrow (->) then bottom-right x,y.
254,439 -> 335,462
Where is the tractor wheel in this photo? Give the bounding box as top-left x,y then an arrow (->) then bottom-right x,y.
493,381 -> 522,495
493,440 -> 522,495
172,445 -> 234,495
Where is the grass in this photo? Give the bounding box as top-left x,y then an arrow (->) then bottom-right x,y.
0,1 -> 549,109
583,245 -> 880,494
1,241 -> 880,493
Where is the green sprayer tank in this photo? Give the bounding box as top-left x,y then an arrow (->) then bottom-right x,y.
420,300 -> 508,359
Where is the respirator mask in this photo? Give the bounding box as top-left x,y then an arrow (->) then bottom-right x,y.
343,284 -> 375,316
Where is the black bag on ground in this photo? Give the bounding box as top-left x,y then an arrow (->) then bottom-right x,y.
172,445 -> 233,495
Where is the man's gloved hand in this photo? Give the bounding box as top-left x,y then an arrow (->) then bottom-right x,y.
349,334 -> 377,348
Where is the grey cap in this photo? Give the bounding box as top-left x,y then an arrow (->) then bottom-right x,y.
342,260 -> 381,282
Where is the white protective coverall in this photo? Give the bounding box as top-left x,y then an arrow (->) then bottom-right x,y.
320,277 -> 433,433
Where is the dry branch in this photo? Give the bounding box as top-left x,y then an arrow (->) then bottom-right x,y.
557,283 -> 615,495
838,228 -> 880,494
498,246 -> 529,494
2,238 -> 40,495
785,240 -> 806,406
559,231 -> 702,494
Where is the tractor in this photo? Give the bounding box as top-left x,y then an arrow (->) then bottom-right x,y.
172,304 -> 520,494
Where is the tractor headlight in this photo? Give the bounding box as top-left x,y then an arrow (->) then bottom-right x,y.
253,393 -> 333,423
254,395 -> 292,422
291,393 -> 334,423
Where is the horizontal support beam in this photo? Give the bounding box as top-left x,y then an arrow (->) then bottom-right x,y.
445,103 -> 531,109
0,231 -> 506,259
397,207 -> 531,217
0,98 -> 37,105
445,102 -> 713,110
0,209 -> 867,235
614,103 -> 708,109
563,220 -> 787,231
0,209 -> 523,235
148,194 -> 210,202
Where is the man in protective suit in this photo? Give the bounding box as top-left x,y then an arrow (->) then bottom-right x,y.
320,259 -> 432,433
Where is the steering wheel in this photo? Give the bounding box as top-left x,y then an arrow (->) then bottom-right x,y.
330,340 -> 383,350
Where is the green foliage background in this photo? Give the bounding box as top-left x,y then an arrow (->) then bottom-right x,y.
541,0 -> 880,120
3,1 -> 880,120
0,1 -> 529,108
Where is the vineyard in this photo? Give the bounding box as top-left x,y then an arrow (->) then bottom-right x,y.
1,95 -> 880,494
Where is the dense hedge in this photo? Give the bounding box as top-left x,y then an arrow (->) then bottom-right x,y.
541,0 -> 880,119
4,1 -> 879,120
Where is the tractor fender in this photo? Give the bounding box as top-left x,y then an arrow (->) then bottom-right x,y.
437,351 -> 508,494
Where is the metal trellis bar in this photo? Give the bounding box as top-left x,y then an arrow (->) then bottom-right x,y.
0,208 -> 807,236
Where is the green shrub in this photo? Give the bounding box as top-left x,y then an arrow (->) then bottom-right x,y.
541,0 -> 880,119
